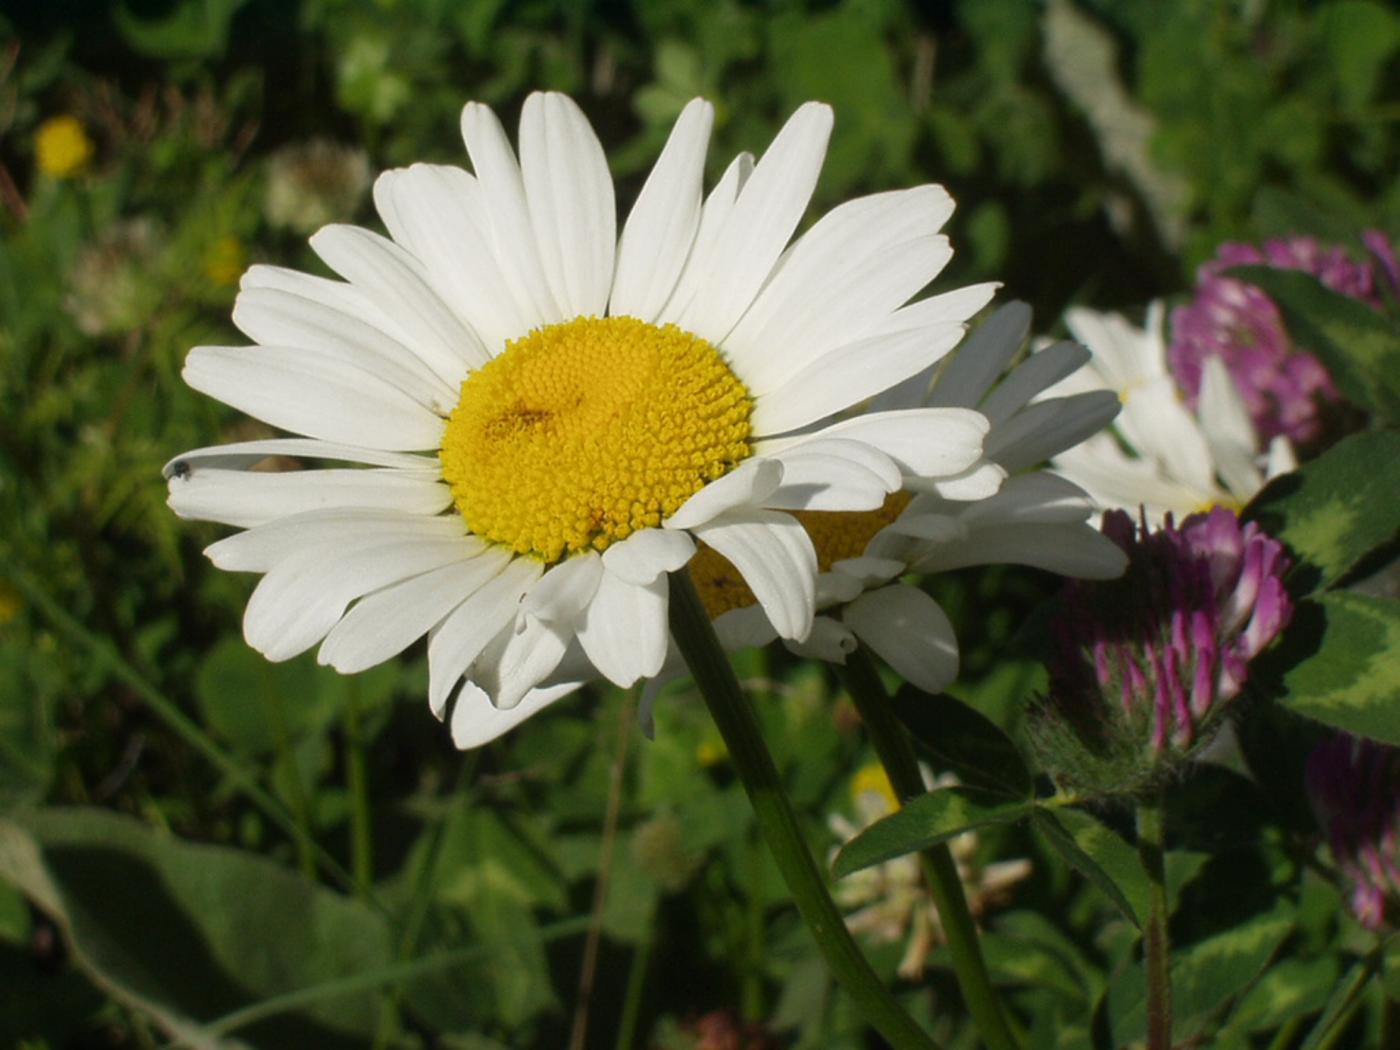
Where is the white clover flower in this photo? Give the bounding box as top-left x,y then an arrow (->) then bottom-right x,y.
167,93 -> 999,748
1039,304 -> 1296,524
678,302 -> 1126,699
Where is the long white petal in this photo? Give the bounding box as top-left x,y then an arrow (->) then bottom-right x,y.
986,392 -> 1120,473
519,92 -> 616,318
757,409 -> 987,480
926,302 -> 1031,409
602,528 -> 696,585
1197,356 -> 1263,502
980,341 -> 1090,425
763,439 -> 901,512
168,466 -> 450,528
206,509 -> 471,572
183,345 -> 446,452
576,570 -> 669,686
484,614 -> 572,710
163,439 -> 437,477
450,680 -> 579,749
845,585 -> 958,693
240,265 -> 417,347
657,151 -> 754,324
521,552 -> 603,625
689,510 -> 816,641
915,522 -> 1128,578
610,99 -> 713,321
664,458 -> 783,530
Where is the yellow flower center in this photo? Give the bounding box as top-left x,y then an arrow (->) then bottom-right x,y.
440,316 -> 752,563
35,116 -> 94,179
690,491 -> 913,618
851,761 -> 900,813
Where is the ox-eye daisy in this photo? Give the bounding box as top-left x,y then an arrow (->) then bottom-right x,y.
167,93 -> 999,747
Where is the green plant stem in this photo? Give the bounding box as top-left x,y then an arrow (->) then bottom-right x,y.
344,678 -> 374,893
614,925 -> 653,1050
839,647 -> 1021,1050
1136,791 -> 1172,1050
666,571 -> 940,1050
4,560 -> 379,913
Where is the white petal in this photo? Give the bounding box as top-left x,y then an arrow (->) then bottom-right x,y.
712,604 -> 780,652
450,679 -> 579,749
907,459 -> 1006,501
319,549 -> 513,673
763,439 -> 901,512
164,439 -> 437,477
206,509 -> 468,572
980,340 -> 1090,425
954,471 -> 1097,525
915,522 -> 1128,578
757,408 -> 987,480
664,458 -> 783,530
784,615 -> 857,663
845,585 -> 958,693
576,570 -> 668,686
428,556 -> 542,717
521,552 -> 603,625
168,466 -> 450,528
244,537 -> 471,662
673,103 -> 833,344
484,614 -> 572,710
657,151 -> 754,324
830,555 -> 907,587
373,164 -> 532,350
689,510 -> 816,641
310,225 -> 489,379
750,325 -> 965,436
610,98 -> 713,321
871,283 -> 1001,338
183,345 -> 446,452
240,265 -> 417,347
602,528 -> 696,585
519,92 -> 616,318
1117,377 -> 1215,494
233,286 -> 456,410
988,391 -> 1120,473
1264,435 -> 1297,480
926,302 -> 1031,409
1197,356 -> 1263,502
460,101 -> 564,326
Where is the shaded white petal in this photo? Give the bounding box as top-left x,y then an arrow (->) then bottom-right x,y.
373,164 -> 531,350
602,528 -> 696,585
1265,435 -> 1297,480
952,471 -> 1098,525
988,391 -> 1120,473
450,680 -> 579,749
206,509 -> 468,572
521,552 -> 603,625
428,556 -> 542,717
845,585 -> 958,693
784,615 -> 856,663
673,103 -> 833,344
319,549 -> 513,673
689,509 -> 816,641
757,408 -> 987,480
750,325 -> 965,437
764,438 -> 902,512
168,467 -> 450,528
980,340 -> 1090,425
163,439 -> 437,477
871,283 -> 1001,338
1197,355 -> 1263,501
657,151 -> 754,324
830,555 -> 907,587
1064,302 -> 1168,390
310,225 -> 489,379
244,537 -> 471,662
713,604 -> 780,652
610,98 -> 713,321
460,101 -> 563,325
915,522 -> 1128,578
885,512 -> 966,543
183,346 -> 446,452
519,92 -> 616,318
1117,377 -> 1214,493
484,614 -> 572,710
576,570 -> 669,686
926,302 -> 1031,409
907,459 -> 1006,501
664,458 -> 783,530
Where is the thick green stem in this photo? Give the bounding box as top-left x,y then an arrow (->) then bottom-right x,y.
839,648 -> 1021,1050
1137,792 -> 1172,1050
667,572 -> 940,1050
344,678 -> 374,894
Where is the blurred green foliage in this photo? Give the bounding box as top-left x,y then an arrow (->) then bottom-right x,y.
0,0 -> 1396,1046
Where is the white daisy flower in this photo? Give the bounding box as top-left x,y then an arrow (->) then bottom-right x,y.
166,93 -> 1000,748
674,302 -> 1127,702
1040,304 -> 1297,524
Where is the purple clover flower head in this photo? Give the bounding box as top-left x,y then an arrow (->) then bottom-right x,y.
1037,507 -> 1292,795
1307,735 -> 1400,931
1168,231 -> 1399,446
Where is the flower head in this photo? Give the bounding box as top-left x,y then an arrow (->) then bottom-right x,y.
65,217 -> 163,337
35,115 -> 94,178
168,93 -> 996,748
1043,304 -> 1296,524
1307,734 -> 1400,931
1168,233 -> 1400,446
1036,507 -> 1291,794
262,138 -> 371,234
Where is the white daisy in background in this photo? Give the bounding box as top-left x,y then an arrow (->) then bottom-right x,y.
669,302 -> 1127,704
166,93 -> 1001,748
1039,304 -> 1297,524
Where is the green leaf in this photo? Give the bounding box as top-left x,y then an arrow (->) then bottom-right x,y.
1245,430 -> 1400,596
889,685 -> 1033,798
113,0 -> 250,62
831,786 -> 1034,879
1032,808 -> 1143,928
1321,2 -> 1400,109
1225,265 -> 1400,423
1222,953 -> 1339,1037
0,807 -> 391,1047
1276,592 -> 1400,744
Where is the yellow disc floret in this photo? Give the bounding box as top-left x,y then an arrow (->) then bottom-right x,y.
440,316 -> 752,563
690,491 -> 913,619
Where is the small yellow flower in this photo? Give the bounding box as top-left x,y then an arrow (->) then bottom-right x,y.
35,116 -> 94,179
850,761 -> 899,812
203,237 -> 246,286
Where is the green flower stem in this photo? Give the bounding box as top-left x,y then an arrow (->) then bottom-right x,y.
667,572 -> 940,1050
1136,791 -> 1172,1050
839,647 -> 1021,1050
344,677 -> 374,894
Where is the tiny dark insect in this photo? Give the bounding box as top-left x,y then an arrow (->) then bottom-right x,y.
168,460 -> 191,480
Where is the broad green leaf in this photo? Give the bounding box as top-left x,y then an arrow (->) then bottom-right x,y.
889,685 -> 1033,798
1221,953 -> 1339,1037
1225,265 -> 1400,422
1032,809 -> 1142,928
0,807 -> 391,1048
1245,430 -> 1400,596
1278,593 -> 1400,745
114,0 -> 251,61
831,786 -> 1034,879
